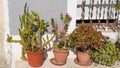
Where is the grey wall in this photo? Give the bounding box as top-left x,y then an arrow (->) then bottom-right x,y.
8,0 -> 67,35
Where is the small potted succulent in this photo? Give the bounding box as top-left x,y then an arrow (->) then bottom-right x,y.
50,13 -> 72,66
7,3 -> 55,67
70,23 -> 106,66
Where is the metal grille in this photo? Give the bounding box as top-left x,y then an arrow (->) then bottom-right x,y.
77,0 -> 120,32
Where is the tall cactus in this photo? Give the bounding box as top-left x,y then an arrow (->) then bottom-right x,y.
7,3 -> 55,60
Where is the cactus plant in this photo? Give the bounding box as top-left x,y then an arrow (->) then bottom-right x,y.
7,3 -> 55,60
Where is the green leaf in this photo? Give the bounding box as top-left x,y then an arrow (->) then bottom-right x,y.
43,38 -> 46,43
22,15 -> 26,25
28,14 -> 34,23
31,11 -> 38,16
18,28 -> 22,38
32,32 -> 36,39
7,35 -> 12,42
24,3 -> 27,14
46,22 -> 49,27
46,35 -> 49,40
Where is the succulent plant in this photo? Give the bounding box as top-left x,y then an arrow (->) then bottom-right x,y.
90,41 -> 120,66
70,23 -> 106,52
7,3 -> 55,60
70,23 -> 120,66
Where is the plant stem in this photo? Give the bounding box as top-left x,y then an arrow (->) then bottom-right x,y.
10,40 -> 21,43
42,34 -> 55,48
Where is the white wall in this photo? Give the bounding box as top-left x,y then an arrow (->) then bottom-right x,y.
67,0 -> 77,34
3,0 -> 12,67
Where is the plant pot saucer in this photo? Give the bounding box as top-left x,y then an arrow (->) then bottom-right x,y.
74,58 -> 93,66
50,58 -> 66,66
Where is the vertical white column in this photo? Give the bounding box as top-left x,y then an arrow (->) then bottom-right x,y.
67,0 -> 77,34
67,0 -> 77,58
3,0 -> 12,67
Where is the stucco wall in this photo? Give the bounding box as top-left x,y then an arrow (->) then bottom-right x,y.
0,0 -> 10,68
8,0 -> 67,35
0,0 -> 4,57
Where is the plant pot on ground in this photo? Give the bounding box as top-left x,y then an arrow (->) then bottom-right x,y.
7,3 -> 55,67
115,38 -> 120,49
70,23 -> 106,66
50,13 -> 72,66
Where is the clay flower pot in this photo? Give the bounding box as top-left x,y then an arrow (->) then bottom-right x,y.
50,48 -> 69,66
27,49 -> 45,67
74,51 -> 92,66
115,40 -> 120,49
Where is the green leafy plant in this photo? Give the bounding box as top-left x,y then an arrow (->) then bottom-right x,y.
114,4 -> 120,10
69,23 -> 106,52
7,3 -> 55,60
90,41 -> 120,66
51,13 -> 72,50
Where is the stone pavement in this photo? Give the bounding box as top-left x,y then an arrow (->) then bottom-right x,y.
15,59 -> 120,68
0,55 -> 10,68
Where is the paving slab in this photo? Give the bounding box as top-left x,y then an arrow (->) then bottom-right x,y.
15,59 -> 120,68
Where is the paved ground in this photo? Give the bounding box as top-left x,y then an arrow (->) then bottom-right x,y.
0,44 -> 10,68
15,59 -> 120,68
0,55 -> 10,68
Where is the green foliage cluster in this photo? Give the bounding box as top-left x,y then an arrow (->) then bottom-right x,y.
7,3 -> 55,60
90,41 -> 120,66
70,23 -> 106,52
114,4 -> 120,10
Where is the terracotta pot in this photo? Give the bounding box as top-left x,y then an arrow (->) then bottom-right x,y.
27,49 -> 45,67
74,51 -> 92,66
50,49 -> 69,66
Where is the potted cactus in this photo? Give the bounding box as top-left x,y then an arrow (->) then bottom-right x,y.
70,23 -> 106,66
50,13 -> 72,66
7,3 -> 55,67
